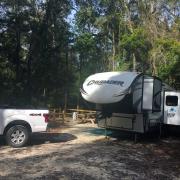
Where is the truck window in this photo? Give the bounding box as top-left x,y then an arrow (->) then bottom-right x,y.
166,96 -> 178,106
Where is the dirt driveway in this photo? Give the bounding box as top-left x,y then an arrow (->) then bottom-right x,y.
0,122 -> 180,180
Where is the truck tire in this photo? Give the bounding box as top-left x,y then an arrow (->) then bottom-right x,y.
5,125 -> 29,148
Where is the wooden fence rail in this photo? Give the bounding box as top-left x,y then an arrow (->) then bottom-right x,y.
49,108 -> 96,124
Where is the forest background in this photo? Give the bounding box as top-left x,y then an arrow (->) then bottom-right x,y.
0,0 -> 179,109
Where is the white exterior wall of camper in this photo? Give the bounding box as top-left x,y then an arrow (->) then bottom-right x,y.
164,91 -> 180,125
80,71 -> 179,134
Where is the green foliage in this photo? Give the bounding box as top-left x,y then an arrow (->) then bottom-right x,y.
74,0 -> 179,91
74,32 -> 104,79
75,33 -> 96,53
116,60 -> 131,71
120,28 -> 152,71
155,38 -> 180,85
121,28 -> 151,52
0,0 -> 179,109
0,0 -> 76,107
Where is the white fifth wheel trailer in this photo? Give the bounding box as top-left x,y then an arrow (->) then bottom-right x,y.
80,72 -> 180,134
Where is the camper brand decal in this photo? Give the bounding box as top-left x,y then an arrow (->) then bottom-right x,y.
87,80 -> 124,86
167,112 -> 175,118
167,107 -> 176,118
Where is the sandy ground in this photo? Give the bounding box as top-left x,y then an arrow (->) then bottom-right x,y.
0,121 -> 180,180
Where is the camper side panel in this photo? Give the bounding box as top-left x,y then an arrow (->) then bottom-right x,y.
164,92 -> 180,125
97,113 -> 144,133
133,76 -> 143,113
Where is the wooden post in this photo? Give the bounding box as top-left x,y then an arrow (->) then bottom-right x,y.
62,110 -> 65,123
53,109 -> 56,121
105,118 -> 108,139
134,133 -> 138,143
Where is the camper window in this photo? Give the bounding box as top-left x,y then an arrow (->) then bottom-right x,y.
166,96 -> 178,106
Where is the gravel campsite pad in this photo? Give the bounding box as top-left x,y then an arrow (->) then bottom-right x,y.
0,123 -> 180,180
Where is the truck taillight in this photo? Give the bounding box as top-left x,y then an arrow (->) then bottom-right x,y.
43,113 -> 49,123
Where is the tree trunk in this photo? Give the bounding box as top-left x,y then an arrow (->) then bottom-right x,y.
132,53 -> 136,71
124,2 -> 136,71
77,54 -> 82,110
27,42 -> 32,103
15,30 -> 21,82
112,30 -> 116,71
152,58 -> 157,76
64,44 -> 69,112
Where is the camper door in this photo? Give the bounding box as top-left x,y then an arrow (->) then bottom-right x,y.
164,92 -> 180,125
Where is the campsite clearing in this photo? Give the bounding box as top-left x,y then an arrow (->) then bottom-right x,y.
0,122 -> 180,180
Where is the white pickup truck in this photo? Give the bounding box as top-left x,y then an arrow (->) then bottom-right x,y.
0,107 -> 49,147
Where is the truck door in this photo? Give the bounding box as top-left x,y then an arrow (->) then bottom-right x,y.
164,92 -> 180,125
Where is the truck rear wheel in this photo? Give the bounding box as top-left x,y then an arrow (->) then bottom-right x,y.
5,125 -> 29,148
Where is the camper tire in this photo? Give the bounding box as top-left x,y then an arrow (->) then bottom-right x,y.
5,125 -> 29,148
